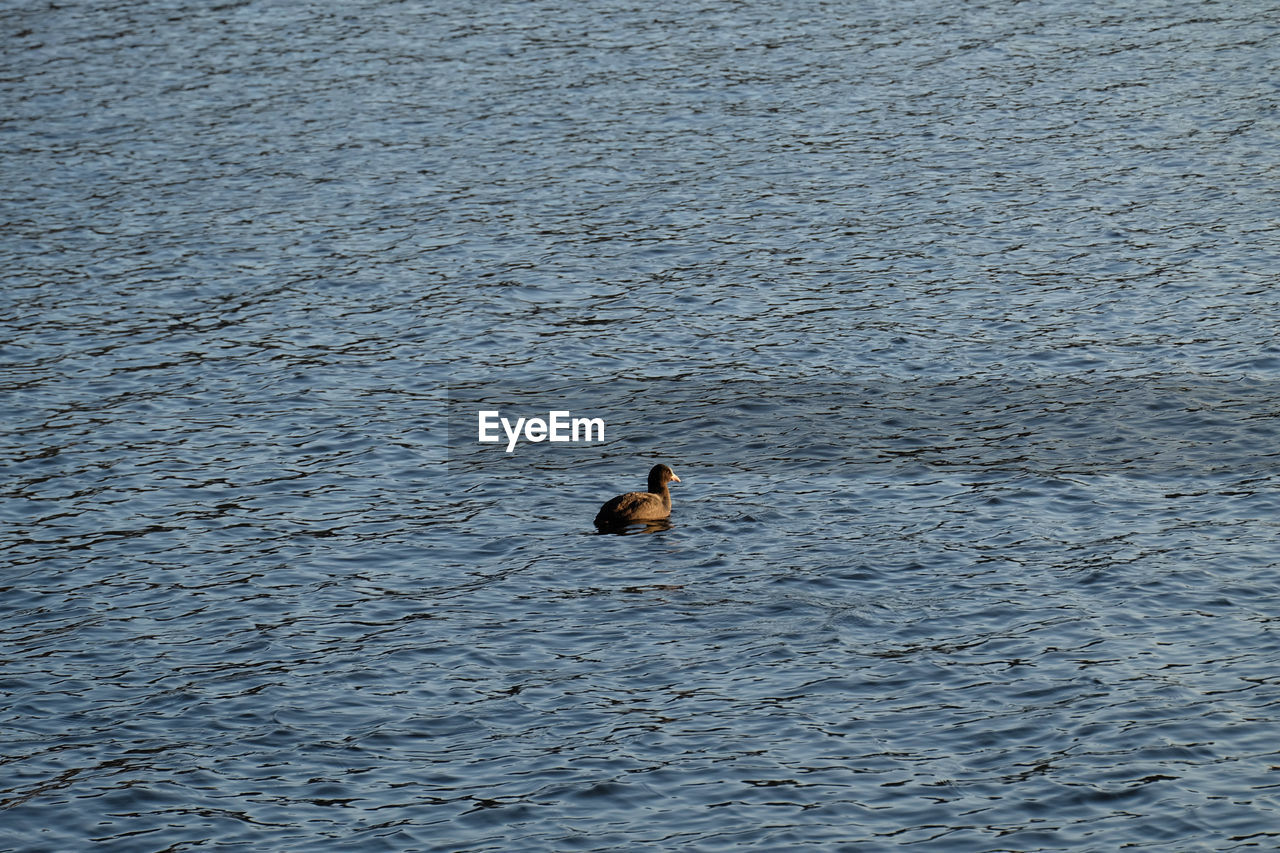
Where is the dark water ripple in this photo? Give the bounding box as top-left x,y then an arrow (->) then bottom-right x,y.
4,0 -> 1280,850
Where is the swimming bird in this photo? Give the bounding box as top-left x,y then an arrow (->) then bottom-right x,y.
594,464 -> 680,528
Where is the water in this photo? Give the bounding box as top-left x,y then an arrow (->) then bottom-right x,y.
3,1 -> 1280,850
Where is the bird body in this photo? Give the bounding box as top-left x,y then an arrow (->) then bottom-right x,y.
594,464 -> 680,528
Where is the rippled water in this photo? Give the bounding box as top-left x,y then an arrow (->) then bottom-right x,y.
3,1 -> 1280,850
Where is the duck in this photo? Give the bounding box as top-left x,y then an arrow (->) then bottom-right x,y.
594,464 -> 680,528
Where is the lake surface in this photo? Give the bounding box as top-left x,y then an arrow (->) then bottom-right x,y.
3,1 -> 1280,850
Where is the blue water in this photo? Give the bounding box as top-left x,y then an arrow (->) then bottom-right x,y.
3,1 -> 1280,850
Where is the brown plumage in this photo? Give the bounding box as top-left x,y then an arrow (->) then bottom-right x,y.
594,464 -> 680,528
